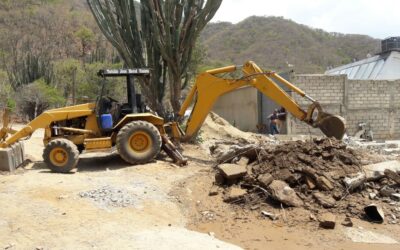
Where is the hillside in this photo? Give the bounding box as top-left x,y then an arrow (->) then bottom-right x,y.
200,16 -> 381,73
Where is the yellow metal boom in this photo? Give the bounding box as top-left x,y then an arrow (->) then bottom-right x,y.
172,61 -> 345,141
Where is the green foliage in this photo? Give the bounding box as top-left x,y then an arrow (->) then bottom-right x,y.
200,16 -> 380,73
18,78 -> 65,119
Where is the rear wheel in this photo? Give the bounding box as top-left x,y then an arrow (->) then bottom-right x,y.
43,139 -> 79,173
116,121 -> 162,165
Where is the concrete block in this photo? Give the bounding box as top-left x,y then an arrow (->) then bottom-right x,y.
217,164 -> 247,181
0,142 -> 25,171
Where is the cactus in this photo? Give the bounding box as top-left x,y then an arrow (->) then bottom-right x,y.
87,0 -> 222,116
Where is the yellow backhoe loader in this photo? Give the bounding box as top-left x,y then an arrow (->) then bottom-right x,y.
0,61 -> 346,173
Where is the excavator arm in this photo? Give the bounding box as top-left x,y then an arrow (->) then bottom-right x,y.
170,61 -> 346,141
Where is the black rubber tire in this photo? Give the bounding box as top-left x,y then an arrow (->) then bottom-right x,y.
116,121 -> 162,165
43,139 -> 80,173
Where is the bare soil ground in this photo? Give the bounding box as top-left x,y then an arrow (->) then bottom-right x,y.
1,120 -> 400,250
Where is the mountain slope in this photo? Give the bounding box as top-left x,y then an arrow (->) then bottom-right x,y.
200,16 -> 381,73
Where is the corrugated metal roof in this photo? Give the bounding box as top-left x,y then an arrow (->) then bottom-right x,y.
325,51 -> 400,80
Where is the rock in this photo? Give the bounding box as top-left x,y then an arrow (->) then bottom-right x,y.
363,161 -> 400,181
236,157 -> 250,166
268,180 -> 303,207
305,176 -> 316,189
319,213 -> 336,229
369,193 -> 377,200
343,173 -> 366,191
380,186 -> 396,197
217,164 -> 247,181
316,176 -> 334,191
277,169 -> 296,183
384,169 -> 400,185
313,192 -> 336,208
223,187 -> 247,203
257,173 -> 273,188
341,217 -> 353,227
209,185 -> 219,196
261,210 -> 279,220
214,172 -> 225,185
391,193 -> 400,200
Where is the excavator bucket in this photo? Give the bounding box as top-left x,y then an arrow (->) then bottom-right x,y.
315,112 -> 346,140
0,109 -> 26,171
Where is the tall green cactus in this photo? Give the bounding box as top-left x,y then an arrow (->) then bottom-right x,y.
142,0 -> 222,113
87,0 -> 166,115
87,0 -> 222,116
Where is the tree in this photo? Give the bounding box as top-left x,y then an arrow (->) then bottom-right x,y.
87,0 -> 222,116
17,79 -> 65,120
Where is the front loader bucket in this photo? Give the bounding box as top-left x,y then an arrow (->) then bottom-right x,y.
0,142 -> 25,171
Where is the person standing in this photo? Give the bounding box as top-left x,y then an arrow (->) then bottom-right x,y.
276,107 -> 287,132
268,109 -> 280,135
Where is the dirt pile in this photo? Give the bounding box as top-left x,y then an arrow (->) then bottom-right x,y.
212,138 -> 400,223
201,112 -> 264,145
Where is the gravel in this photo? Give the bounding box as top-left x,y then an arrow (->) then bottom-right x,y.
79,186 -> 136,208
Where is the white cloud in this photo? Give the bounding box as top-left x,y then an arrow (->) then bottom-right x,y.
212,0 -> 400,38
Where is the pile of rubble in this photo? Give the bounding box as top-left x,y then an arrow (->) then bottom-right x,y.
211,138 -> 400,226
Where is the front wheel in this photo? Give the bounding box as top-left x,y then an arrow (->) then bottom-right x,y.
43,139 -> 79,173
116,121 -> 162,165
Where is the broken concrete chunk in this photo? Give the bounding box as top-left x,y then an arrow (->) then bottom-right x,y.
313,192 -> 336,208
217,164 -> 247,181
268,180 -> 303,207
363,161 -> 400,181
343,172 -> 366,191
236,157 -> 250,166
384,169 -> 400,185
223,187 -> 247,203
380,186 -> 396,197
261,211 -> 279,220
305,176 -> 316,189
316,176 -> 334,191
319,213 -> 336,229
341,217 -> 353,227
257,173 -> 273,188
209,185 -> 219,196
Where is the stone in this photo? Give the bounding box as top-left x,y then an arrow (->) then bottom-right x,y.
217,164 -> 247,181
236,157 -> 250,166
268,180 -> 303,207
380,186 -> 396,197
384,169 -> 400,185
391,193 -> 400,200
363,161 -> 400,181
341,217 -> 353,227
209,185 -> 219,196
369,193 -> 377,200
319,213 -> 336,229
316,176 -> 334,191
313,192 -> 336,208
261,211 -> 279,220
223,187 -> 247,202
343,173 -> 366,191
257,173 -> 274,188
305,176 -> 316,189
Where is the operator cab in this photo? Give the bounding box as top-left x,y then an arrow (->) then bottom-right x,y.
96,68 -> 150,132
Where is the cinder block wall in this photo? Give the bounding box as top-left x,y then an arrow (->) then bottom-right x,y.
289,74 -> 400,139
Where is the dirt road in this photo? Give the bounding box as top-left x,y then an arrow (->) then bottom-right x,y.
0,129 -> 241,250
1,126 -> 400,249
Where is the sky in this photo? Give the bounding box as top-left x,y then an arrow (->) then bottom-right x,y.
211,0 -> 399,39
